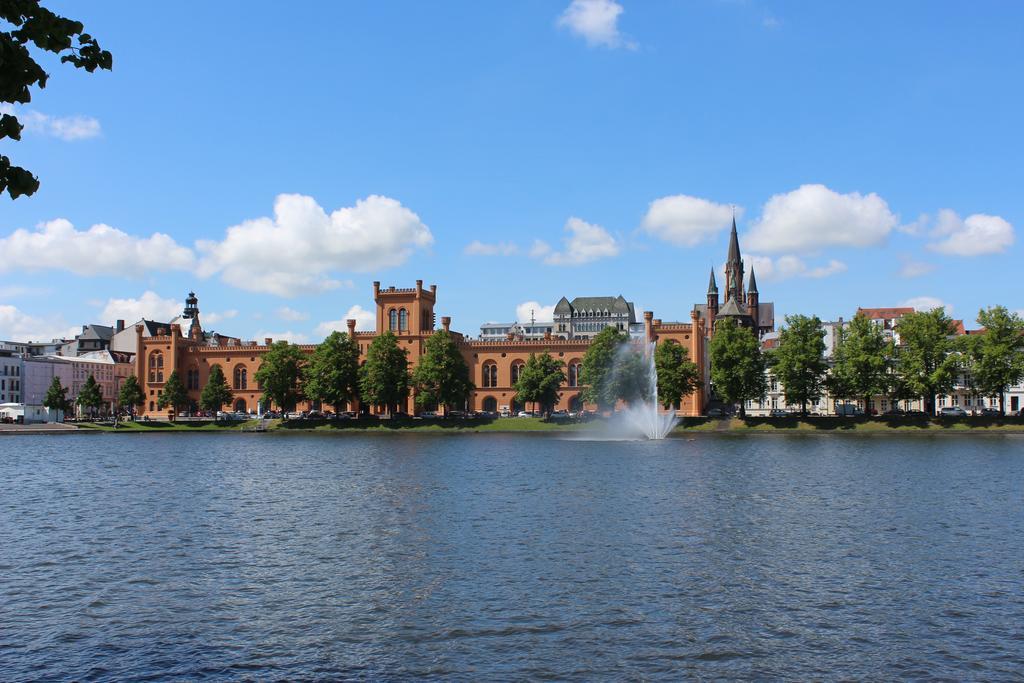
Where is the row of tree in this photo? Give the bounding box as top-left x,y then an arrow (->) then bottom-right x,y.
708,306 -> 1024,416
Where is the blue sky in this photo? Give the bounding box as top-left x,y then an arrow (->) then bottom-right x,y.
1,0 -> 1022,342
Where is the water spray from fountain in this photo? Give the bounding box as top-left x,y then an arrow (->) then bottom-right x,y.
612,340 -> 679,440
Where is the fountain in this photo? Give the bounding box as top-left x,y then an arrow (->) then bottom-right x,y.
612,340 -> 679,440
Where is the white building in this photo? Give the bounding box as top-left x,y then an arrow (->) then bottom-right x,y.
0,351 -> 22,404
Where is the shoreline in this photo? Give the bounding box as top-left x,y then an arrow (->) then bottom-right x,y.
14,415 -> 1024,436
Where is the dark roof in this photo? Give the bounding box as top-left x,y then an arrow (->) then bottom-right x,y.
748,268 -> 758,294
553,296 -> 572,314
707,268 -> 718,294
554,295 -> 636,322
141,320 -> 172,335
716,297 -> 748,318
758,302 -> 774,330
80,324 -> 114,341
726,216 -> 741,265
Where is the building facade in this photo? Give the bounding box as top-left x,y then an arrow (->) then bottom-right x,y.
134,281 -> 708,419
552,295 -> 638,339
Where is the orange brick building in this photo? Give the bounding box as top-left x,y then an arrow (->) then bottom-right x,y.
134,279 -> 708,419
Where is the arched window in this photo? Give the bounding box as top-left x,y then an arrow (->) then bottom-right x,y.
234,398 -> 247,413
568,361 -> 582,387
482,396 -> 497,412
233,364 -> 247,390
399,308 -> 408,332
511,362 -> 524,385
187,367 -> 200,391
389,309 -> 398,331
482,362 -> 498,388
148,351 -> 164,383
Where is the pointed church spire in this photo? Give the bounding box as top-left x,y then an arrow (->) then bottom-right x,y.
726,214 -> 741,265
748,267 -> 758,294
707,268 -> 718,293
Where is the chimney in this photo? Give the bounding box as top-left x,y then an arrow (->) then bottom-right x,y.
544,330 -> 551,340
373,281 -> 380,297
264,337 -> 272,345
430,284 -> 437,296
346,319 -> 357,335
441,316 -> 451,332
644,311 -> 654,343
116,320 -> 125,333
416,279 -> 423,294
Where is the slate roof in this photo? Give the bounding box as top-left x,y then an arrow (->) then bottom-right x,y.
553,295 -> 636,322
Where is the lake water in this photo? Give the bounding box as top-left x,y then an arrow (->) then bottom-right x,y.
2,433 -> 1023,681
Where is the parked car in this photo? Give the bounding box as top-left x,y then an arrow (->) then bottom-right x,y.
882,408 -> 905,416
939,406 -> 968,418
835,404 -> 864,416
550,410 -> 569,418
707,407 -> 725,418
768,409 -> 790,418
977,407 -> 1002,417
419,411 -> 441,418
517,411 -> 532,418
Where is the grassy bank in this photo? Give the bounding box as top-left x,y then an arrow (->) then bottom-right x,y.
681,415 -> 1024,432
76,419 -> 261,432
73,415 -> 1024,434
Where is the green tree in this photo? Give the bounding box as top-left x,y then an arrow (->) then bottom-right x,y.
708,319 -> 767,418
359,331 -> 410,415
895,308 -> 958,415
654,339 -> 702,409
611,347 -> 652,406
303,331 -> 361,412
43,375 -> 70,417
156,370 -> 188,416
1,2 -> 112,199
580,326 -> 628,411
75,373 -> 103,417
118,374 -> 144,418
254,341 -> 306,413
412,329 -> 473,412
828,313 -> 892,414
771,314 -> 828,416
963,306 -> 1024,414
513,351 -> 565,416
200,364 -> 233,416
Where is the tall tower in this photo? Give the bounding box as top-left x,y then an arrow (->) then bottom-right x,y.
706,268 -> 719,318
182,291 -> 202,340
724,216 -> 744,304
746,268 -> 759,332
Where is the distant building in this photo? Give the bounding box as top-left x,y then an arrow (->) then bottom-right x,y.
60,323 -> 114,357
552,295 -> 637,339
0,351 -> 22,404
479,321 -> 554,341
693,218 -> 775,339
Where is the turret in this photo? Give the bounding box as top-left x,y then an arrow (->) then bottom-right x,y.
747,268 -> 760,332
706,268 -> 719,317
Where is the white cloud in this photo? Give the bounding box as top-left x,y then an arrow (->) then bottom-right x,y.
254,331 -> 309,345
516,301 -> 556,323
277,306 -> 309,321
557,0 -> 633,49
902,296 -> 953,315
0,304 -> 78,342
533,217 -> 620,266
641,195 -> 737,247
898,258 -> 936,279
746,184 -> 899,254
0,218 -> 195,277
927,209 -> 1014,256
314,304 -> 377,337
0,105 -> 101,141
762,15 -> 782,29
464,240 -> 519,256
197,194 -> 433,297
100,291 -> 181,323
203,309 -> 238,325
745,254 -> 847,281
